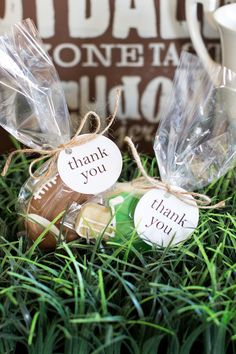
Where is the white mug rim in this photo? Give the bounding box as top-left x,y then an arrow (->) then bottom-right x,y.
214,3 -> 236,33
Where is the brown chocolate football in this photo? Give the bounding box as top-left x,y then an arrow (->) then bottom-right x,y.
26,173 -> 91,250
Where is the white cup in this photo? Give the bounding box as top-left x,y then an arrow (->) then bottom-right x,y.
186,1 -> 236,132
186,0 -> 236,72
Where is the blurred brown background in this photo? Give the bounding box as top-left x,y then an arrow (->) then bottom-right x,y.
0,0 -> 228,154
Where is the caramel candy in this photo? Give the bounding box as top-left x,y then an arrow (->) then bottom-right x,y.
26,173 -> 91,250
75,202 -> 115,240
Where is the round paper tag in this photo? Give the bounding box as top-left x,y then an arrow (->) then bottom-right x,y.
134,188 -> 199,247
57,135 -> 123,194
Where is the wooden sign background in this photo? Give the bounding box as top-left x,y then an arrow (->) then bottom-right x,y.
0,0 -> 231,153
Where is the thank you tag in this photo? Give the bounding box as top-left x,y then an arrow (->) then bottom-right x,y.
57,135 -> 123,194
134,188 -> 199,247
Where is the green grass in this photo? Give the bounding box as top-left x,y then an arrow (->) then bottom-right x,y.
0,146 -> 236,354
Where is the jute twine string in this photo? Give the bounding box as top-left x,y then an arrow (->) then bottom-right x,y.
124,136 -> 225,210
1,89 -> 121,179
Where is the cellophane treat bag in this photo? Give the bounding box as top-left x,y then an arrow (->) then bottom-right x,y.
128,52 -> 236,247
154,52 -> 236,191
0,20 -> 94,249
82,52 -> 236,248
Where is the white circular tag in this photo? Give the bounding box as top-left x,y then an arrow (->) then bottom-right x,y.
134,188 -> 199,247
57,135 -> 123,194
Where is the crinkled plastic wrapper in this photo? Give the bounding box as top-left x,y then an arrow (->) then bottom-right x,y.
0,19 -> 71,149
154,52 -> 236,191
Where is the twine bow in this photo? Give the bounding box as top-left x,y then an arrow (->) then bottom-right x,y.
124,137 -> 225,209
1,89 -> 121,179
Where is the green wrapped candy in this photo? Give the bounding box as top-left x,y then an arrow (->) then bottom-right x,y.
107,192 -> 139,242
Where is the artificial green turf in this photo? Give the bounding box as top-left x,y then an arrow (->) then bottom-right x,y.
0,143 -> 236,354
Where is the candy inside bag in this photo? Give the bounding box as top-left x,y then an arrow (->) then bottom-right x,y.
63,182 -> 148,244
154,52 -> 236,191
18,162 -> 92,250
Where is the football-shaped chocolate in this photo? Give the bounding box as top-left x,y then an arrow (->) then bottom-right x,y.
26,173 -> 91,250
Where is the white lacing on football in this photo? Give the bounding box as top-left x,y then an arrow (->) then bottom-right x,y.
33,174 -> 59,200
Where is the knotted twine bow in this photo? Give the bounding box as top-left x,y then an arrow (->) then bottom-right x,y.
124,137 -> 225,209
1,89 -> 121,179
